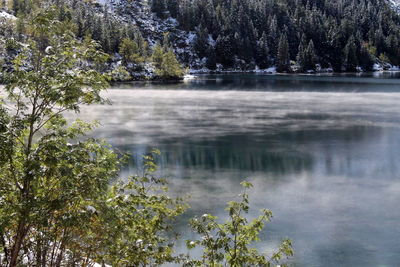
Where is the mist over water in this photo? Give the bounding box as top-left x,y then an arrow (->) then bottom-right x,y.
78,74 -> 400,267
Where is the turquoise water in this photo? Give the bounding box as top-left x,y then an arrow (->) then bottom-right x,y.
79,73 -> 400,266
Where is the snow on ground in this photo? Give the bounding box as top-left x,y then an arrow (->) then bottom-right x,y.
373,63 -> 383,71
183,74 -> 197,80
0,11 -> 16,20
185,32 -> 196,45
254,66 -> 277,73
389,0 -> 400,12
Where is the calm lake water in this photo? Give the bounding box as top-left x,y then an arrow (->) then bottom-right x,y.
79,73 -> 400,267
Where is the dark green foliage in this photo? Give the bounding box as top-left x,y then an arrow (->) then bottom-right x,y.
119,37 -> 146,65
6,0 -> 400,72
277,34 -> 290,72
185,181 -> 293,267
193,24 -> 209,59
215,34 -> 235,68
0,4 -> 294,266
256,32 -> 270,69
0,8 -> 186,266
297,36 -> 318,71
205,46 -> 217,70
152,42 -> 184,79
156,0 -> 400,71
151,0 -> 167,19
344,35 -> 358,72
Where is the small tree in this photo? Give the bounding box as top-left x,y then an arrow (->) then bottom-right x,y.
157,50 -> 184,79
72,149 -> 187,266
185,182 -> 293,267
152,42 -> 164,69
151,42 -> 184,80
119,37 -> 144,64
0,8 -> 110,266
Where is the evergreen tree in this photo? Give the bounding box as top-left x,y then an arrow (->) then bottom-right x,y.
296,34 -> 308,71
193,24 -> 209,58
166,0 -> 179,18
256,32 -> 270,69
157,49 -> 184,79
151,42 -> 184,79
215,35 -> 235,67
306,39 -> 317,71
119,38 -> 144,64
206,46 -> 217,70
152,0 -> 167,19
344,35 -> 358,72
4,0 -> 400,73
267,16 -> 279,58
162,32 -> 172,51
151,42 -> 164,70
359,43 -> 374,71
328,30 -> 343,72
277,34 -> 290,72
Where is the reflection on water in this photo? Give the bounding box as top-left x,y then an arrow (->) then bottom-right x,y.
76,74 -> 400,267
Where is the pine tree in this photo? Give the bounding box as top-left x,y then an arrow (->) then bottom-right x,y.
328,30 -> 343,72
151,42 -> 184,79
152,0 -> 167,19
277,34 -> 290,72
306,39 -> 317,71
193,24 -> 209,59
215,35 -> 235,67
296,34 -> 307,71
166,0 -> 179,18
359,43 -> 374,71
119,38 -> 143,64
344,35 -> 358,72
267,16 -> 279,58
155,49 -> 184,79
206,46 -> 217,70
256,32 -> 270,69
151,42 -> 164,70
162,32 -> 172,51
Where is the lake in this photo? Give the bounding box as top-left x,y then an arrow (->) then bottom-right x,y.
79,73 -> 400,267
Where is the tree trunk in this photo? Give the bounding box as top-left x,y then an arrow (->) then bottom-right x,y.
9,219 -> 28,267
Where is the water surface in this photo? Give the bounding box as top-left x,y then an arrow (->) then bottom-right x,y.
80,73 -> 400,267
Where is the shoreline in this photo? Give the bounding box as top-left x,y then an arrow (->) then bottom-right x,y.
111,70 -> 400,84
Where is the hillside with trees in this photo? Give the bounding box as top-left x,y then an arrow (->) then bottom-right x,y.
158,0 -> 400,72
0,5 -> 294,266
1,0 -> 400,76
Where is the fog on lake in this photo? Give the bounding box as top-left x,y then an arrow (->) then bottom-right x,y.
76,73 -> 400,267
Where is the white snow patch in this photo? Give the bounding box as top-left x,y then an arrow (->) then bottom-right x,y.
183,74 -> 196,80
86,205 -> 96,213
190,68 -> 211,74
263,66 -> 277,73
208,34 -> 216,46
373,63 -> 383,71
389,0 -> 400,10
186,32 -> 196,46
0,11 -> 16,20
